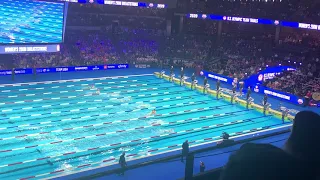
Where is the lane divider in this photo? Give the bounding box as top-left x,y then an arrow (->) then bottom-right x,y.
0,100 -> 212,138
0,86 -> 179,106
0,95 -> 197,130
0,104 -> 233,153
0,115 -> 267,168
0,93 -> 200,124
0,79 -> 147,93
0,89 -> 187,113
0,74 -> 154,88
0,81 -> 166,99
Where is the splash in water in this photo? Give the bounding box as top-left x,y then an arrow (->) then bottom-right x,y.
137,103 -> 152,109
149,119 -> 165,125
109,92 -> 120,97
60,162 -> 73,171
157,128 -> 175,135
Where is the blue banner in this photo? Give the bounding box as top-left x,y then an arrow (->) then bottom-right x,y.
253,84 -> 303,105
37,64 -> 129,74
200,70 -> 234,84
0,64 -> 129,75
0,44 -> 61,54
201,69 -> 320,106
244,66 -> 296,87
0,68 -> 33,75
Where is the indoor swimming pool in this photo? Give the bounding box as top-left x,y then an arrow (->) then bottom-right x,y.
0,74 -> 287,179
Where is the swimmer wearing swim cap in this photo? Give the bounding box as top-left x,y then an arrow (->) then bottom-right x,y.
85,84 -> 95,90
151,109 -> 156,115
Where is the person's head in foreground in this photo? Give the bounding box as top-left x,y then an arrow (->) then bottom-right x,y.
219,111 -> 320,180
219,143 -> 318,180
285,111 -> 320,163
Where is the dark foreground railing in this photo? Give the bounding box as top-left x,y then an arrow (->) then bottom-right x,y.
75,129 -> 290,180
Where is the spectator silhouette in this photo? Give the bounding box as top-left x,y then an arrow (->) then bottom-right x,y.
200,161 -> 205,173
217,132 -> 234,147
181,140 -> 189,162
118,152 -> 127,176
284,111 -> 320,170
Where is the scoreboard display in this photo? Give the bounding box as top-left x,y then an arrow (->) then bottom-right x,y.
59,0 -> 173,8
0,0 -> 65,44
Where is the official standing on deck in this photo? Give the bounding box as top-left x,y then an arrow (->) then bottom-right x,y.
203,77 -> 208,94
170,66 -> 174,82
216,80 -> 220,99
246,86 -> 251,100
180,67 -> 184,86
191,73 -> 196,89
11,68 -> 15,81
119,152 -> 127,176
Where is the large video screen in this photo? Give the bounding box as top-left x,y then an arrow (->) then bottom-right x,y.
0,0 -> 64,44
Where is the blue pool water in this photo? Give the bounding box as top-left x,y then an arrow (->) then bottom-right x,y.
0,74 -> 287,179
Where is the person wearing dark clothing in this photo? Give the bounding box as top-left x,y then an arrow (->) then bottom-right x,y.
200,161 -> 205,173
180,67 -> 184,86
304,91 -> 312,107
118,152 -> 127,176
285,111 -> 320,166
232,85 -> 236,94
218,132 -> 235,147
11,68 -> 15,81
203,77 -> 208,94
191,73 -> 196,89
263,93 -> 268,105
33,67 -> 37,79
216,80 -> 220,99
246,86 -> 251,100
181,140 -> 189,162
231,89 -> 236,104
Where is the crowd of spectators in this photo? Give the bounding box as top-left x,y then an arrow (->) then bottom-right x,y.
1,2 -> 319,99
264,58 -> 320,96
164,35 -> 212,60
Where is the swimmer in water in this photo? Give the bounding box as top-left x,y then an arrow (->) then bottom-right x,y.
85,84 -> 95,90
94,89 -> 100,95
150,109 -> 156,115
122,97 -> 132,102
